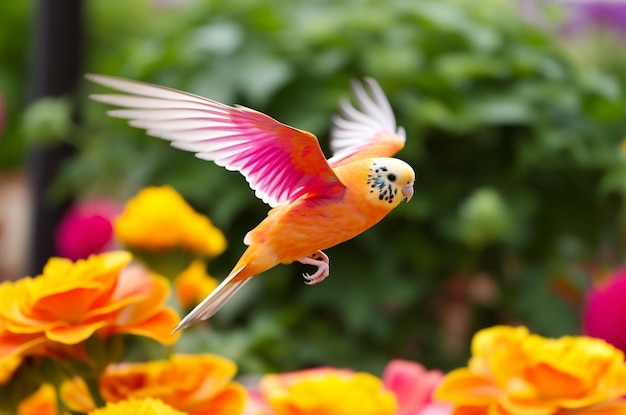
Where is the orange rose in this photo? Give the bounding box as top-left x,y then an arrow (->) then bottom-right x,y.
99,354 -> 246,415
0,252 -> 179,364
254,367 -> 397,415
435,326 -> 626,415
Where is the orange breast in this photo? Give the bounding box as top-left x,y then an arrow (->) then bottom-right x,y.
246,161 -> 393,264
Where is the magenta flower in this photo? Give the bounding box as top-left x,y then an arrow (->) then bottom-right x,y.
562,1 -> 626,37
382,359 -> 452,415
583,267 -> 626,353
55,197 -> 123,260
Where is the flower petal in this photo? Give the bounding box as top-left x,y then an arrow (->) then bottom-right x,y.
382,359 -> 443,415
435,369 -> 499,406
88,397 -> 187,415
45,321 -> 108,345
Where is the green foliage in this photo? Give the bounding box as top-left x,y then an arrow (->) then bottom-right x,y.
64,0 -> 626,372
0,0 -> 33,169
21,97 -> 74,144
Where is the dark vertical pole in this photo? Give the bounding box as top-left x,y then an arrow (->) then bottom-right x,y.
28,0 -> 83,275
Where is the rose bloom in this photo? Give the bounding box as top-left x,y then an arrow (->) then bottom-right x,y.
89,397 -> 187,415
55,197 -> 122,261
114,186 -> 227,257
98,354 -> 246,415
383,360 -> 452,415
435,326 -> 626,415
0,251 -> 179,365
584,267 -> 626,353
246,367 -> 397,415
175,259 -> 219,309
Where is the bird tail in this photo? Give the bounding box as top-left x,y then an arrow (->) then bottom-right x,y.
172,264 -> 251,332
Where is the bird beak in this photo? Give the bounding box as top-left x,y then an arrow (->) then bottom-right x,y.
401,183 -> 414,202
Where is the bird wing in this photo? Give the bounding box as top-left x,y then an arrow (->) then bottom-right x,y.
86,74 -> 344,207
328,78 -> 406,168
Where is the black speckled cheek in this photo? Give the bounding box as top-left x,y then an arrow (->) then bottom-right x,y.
367,164 -> 396,203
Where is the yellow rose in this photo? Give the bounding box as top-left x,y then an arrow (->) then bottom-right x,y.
435,326 -> 626,415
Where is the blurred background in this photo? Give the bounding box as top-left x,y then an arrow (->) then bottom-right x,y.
2,0 -> 626,374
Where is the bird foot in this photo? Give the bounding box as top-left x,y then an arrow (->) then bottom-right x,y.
298,250 -> 329,285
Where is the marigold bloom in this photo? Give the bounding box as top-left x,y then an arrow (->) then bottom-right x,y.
435,326 -> 626,415
175,259 -> 219,309
258,367 -> 397,415
114,186 -> 227,257
89,398 -> 187,415
0,252 -> 179,364
584,268 -> 626,353
382,360 -> 451,415
99,354 -> 246,415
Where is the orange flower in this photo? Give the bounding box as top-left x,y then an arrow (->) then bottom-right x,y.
88,398 -> 188,415
0,252 -> 179,364
0,352 -> 22,385
435,326 -> 626,415
17,384 -> 57,415
175,260 -> 219,309
255,367 -> 397,415
99,354 -> 246,415
60,377 -> 97,413
114,186 -> 227,257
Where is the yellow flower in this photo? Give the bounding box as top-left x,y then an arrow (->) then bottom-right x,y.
89,398 -> 187,415
435,326 -> 626,415
99,354 -> 246,415
175,260 -> 219,309
0,252 -> 179,364
114,186 -> 227,257
259,367 -> 397,415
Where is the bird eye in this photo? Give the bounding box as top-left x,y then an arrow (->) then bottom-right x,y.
387,173 -> 396,182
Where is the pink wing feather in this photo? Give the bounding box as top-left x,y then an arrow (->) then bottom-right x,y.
328,78 -> 406,167
86,74 -> 343,207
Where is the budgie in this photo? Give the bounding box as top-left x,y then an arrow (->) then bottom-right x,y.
86,74 -> 415,331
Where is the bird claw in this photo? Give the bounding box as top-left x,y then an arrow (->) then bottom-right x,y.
299,251 -> 330,285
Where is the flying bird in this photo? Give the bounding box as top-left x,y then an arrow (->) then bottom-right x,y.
86,74 -> 415,331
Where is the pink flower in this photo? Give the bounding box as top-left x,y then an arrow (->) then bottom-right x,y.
583,267 -> 626,353
382,360 -> 452,415
55,198 -> 122,260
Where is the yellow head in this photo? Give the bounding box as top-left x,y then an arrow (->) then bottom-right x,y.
364,158 -> 414,207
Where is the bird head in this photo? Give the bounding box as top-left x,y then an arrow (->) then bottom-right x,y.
365,158 -> 415,207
